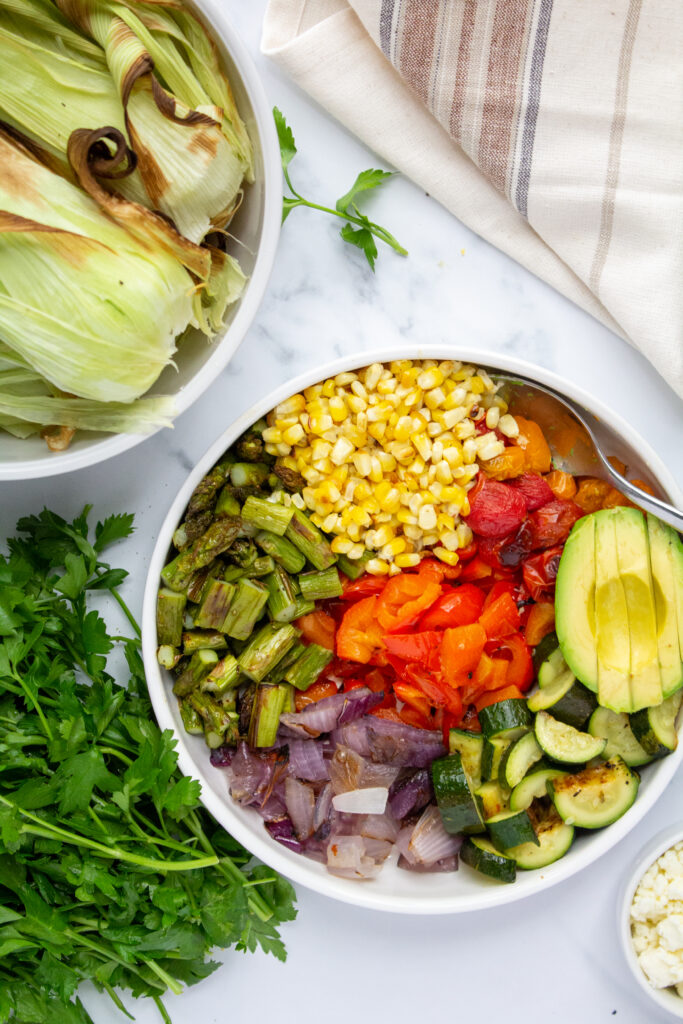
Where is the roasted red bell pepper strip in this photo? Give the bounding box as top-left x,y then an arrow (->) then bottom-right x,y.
376,574 -> 442,632
295,610 -> 337,651
486,633 -> 534,691
336,595 -> 386,664
440,623 -> 487,685
382,631 -> 442,669
524,601 -> 556,647
475,685 -> 524,712
418,584 -> 485,630
393,680 -> 432,718
404,664 -> 464,719
459,555 -> 493,583
478,591 -> 521,639
340,575 -> 387,601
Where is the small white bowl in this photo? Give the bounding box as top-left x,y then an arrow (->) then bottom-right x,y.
142,345 -> 683,914
0,0 -> 281,481
619,824 -> 683,1019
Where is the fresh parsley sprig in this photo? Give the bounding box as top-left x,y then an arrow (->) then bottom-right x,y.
0,508 -> 296,1024
274,107 -> 407,271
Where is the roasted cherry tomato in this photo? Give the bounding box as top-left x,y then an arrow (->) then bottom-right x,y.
508,472 -> 554,510
528,499 -> 583,549
465,475 -> 528,539
522,546 -> 563,601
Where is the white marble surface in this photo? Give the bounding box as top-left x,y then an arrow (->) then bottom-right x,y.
2,1 -> 683,1021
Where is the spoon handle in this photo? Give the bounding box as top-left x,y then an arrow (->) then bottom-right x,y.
595,451 -> 683,533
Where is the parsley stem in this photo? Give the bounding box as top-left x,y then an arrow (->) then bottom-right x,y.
143,957 -> 183,996
185,809 -> 273,922
153,995 -> 173,1024
287,198 -> 408,256
110,585 -> 142,638
103,983 -> 135,1021
2,798 -> 218,870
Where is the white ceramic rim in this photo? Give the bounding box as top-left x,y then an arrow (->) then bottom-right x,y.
0,0 -> 282,482
142,345 -> 683,915
618,823 -> 683,1018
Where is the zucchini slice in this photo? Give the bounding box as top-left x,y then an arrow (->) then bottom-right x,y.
460,836 -> 516,884
499,731 -> 543,789
527,672 -> 596,730
448,729 -> 485,790
479,698 -> 532,740
532,631 -> 560,675
481,735 -> 513,782
486,809 -> 539,850
431,753 -> 483,835
507,800 -> 574,869
534,710 -> 607,765
588,706 -> 652,767
630,690 -> 683,759
538,645 -> 568,688
548,756 -> 639,829
509,766 -> 569,811
474,780 -> 510,820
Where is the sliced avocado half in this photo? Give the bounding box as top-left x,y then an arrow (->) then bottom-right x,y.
555,515 -> 597,693
647,515 -> 683,698
615,508 -> 662,710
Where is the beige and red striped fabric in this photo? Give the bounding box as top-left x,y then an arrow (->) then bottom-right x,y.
262,0 -> 683,397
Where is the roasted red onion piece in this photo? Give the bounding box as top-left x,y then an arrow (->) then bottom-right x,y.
287,739 -> 329,781
333,717 -> 445,767
280,687 -> 383,739
285,777 -> 315,840
398,806 -> 462,867
388,769 -> 433,820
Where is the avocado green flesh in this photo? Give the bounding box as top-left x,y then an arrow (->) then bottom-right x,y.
555,516 -> 597,693
647,516 -> 683,697
595,512 -> 632,713
615,509 -> 662,709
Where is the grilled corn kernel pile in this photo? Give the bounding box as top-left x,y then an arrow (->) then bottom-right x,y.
262,360 -> 517,575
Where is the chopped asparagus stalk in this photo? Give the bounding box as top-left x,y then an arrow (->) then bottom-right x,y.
215,487 -> 241,517
230,462 -> 270,488
222,565 -> 245,583
336,548 -> 372,580
265,566 -> 299,623
241,495 -> 293,536
156,588 -> 187,646
194,580 -> 235,630
238,622 -> 300,683
224,578 -> 269,641
200,654 -> 240,697
285,508 -> 337,570
173,649 -> 219,696
255,529 -> 306,574
179,699 -> 204,735
188,691 -> 240,747
186,461 -> 233,518
248,556 -> 276,578
248,684 -> 290,747
185,562 -> 219,604
266,641 -> 306,684
298,566 -> 342,601
235,423 -> 267,463
182,630 -> 228,654
173,511 -> 212,552
157,645 -> 181,670
285,644 -> 334,691
161,517 -> 241,591
281,683 -> 295,713
292,596 -> 315,618
228,538 -> 259,570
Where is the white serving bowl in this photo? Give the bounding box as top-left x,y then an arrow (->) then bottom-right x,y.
142,345 -> 683,914
0,0 -> 281,481
618,824 -> 683,1019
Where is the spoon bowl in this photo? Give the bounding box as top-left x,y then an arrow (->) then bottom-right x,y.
493,373 -> 683,533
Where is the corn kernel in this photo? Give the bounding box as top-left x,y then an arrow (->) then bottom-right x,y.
275,394 -> 306,416
366,558 -> 390,575
414,434 -> 432,461
485,406 -> 500,429
418,505 -> 437,530
395,553 -> 421,568
498,414 -> 520,438
329,436 -> 354,465
434,547 -> 460,566
330,535 -> 353,554
347,395 -> 366,414
368,422 -> 387,442
417,367 -> 444,390
261,426 -> 282,444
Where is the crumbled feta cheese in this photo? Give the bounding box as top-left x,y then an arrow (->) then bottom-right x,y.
631,842 -> 683,993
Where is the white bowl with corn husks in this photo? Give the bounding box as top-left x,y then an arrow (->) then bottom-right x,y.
142,346 -> 683,914
0,0 -> 281,481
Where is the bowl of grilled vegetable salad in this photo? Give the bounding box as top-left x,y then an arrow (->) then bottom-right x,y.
143,349 -> 683,913
0,0 -> 281,480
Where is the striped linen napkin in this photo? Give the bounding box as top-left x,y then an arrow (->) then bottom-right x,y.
262,0 -> 683,397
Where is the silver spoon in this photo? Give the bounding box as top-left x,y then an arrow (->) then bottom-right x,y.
492,373 -> 683,534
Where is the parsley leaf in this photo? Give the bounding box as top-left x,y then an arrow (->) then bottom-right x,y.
274,106 -> 407,270
0,507 -> 296,1023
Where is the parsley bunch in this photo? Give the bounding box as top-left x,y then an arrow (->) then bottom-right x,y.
0,508 -> 295,1024
274,107 -> 407,270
